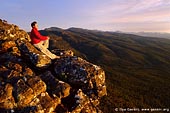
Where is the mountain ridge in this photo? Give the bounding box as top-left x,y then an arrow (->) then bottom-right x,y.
40,26 -> 170,112
43,27 -> 170,40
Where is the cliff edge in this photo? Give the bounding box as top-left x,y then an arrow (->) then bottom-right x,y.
0,19 -> 107,113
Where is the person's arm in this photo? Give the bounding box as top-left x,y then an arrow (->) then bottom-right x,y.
33,28 -> 48,40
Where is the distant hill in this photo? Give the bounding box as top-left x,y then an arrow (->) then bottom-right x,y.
130,32 -> 170,39
40,27 -> 170,113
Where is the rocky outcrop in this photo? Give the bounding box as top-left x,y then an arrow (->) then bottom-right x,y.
17,40 -> 51,68
54,56 -> 106,98
0,19 -> 30,42
0,19 -> 107,113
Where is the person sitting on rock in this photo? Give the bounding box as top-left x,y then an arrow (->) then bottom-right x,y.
30,21 -> 59,59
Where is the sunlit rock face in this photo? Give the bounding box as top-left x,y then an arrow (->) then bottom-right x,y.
0,19 -> 107,113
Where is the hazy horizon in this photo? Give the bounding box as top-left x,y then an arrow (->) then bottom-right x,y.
0,0 -> 170,33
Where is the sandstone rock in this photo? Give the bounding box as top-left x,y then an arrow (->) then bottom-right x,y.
27,76 -> 46,96
15,76 -> 48,108
71,89 -> 101,113
15,79 -> 35,107
0,62 -> 24,84
0,97 -> 15,109
40,71 -> 71,98
81,105 -> 102,113
29,92 -> 60,113
0,84 -> 13,103
0,62 -> 35,86
17,40 -> 51,68
7,62 -> 22,72
11,46 -> 21,56
1,41 -> 16,52
38,92 -> 60,113
22,67 -> 34,76
0,20 -> 30,41
6,70 -> 21,81
54,56 -> 107,98
0,84 -> 15,109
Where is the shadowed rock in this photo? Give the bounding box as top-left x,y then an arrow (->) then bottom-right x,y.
27,76 -> 46,97
40,71 -> 70,98
54,56 -> 107,98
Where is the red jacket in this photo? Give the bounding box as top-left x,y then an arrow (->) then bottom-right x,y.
30,27 -> 48,44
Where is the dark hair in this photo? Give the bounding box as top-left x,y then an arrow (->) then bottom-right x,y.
31,21 -> 37,28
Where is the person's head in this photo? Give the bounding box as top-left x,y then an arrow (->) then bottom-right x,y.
31,21 -> 38,29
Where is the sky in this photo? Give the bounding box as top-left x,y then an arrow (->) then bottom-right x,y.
0,0 -> 170,32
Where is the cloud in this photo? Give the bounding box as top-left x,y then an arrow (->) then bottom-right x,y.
84,0 -> 170,32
